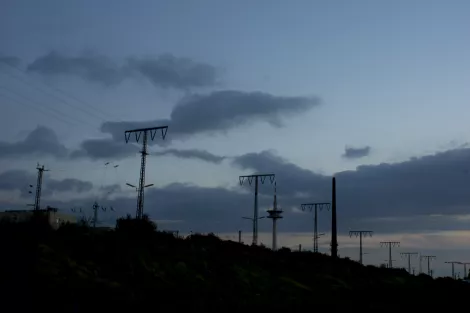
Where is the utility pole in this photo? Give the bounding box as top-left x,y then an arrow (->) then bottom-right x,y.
460,262 -> 470,279
380,241 -> 400,269
349,231 -> 373,265
239,173 -> 275,245
421,255 -> 436,276
124,126 -> 168,219
412,267 -> 416,275
298,244 -> 302,252
34,164 -> 49,211
301,202 -> 331,252
267,181 -> 283,251
400,252 -> 418,274
238,230 -> 242,243
445,261 -> 461,279
331,177 -> 338,258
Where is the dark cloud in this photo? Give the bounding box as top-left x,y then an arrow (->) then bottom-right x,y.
0,126 -> 68,159
44,178 -> 93,195
342,146 -> 371,159
151,149 -> 226,164
70,139 -> 139,160
125,54 -> 219,89
26,51 -> 218,89
100,90 -> 320,144
0,56 -> 21,67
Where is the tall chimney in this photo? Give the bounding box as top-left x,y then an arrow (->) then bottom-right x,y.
331,177 -> 338,258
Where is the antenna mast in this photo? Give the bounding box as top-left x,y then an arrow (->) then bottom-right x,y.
34,164 -> 49,211
267,181 -> 283,251
124,126 -> 168,219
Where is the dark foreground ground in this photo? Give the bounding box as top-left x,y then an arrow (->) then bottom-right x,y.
0,216 -> 468,313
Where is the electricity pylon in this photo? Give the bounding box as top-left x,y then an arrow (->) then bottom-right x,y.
124,126 -> 168,219
267,181 -> 283,251
421,255 -> 436,276
400,252 -> 418,274
460,262 -> 470,279
33,164 -> 49,211
301,202 -> 331,252
445,261 -> 461,279
239,173 -> 275,245
380,241 -> 400,268
349,230 -> 373,264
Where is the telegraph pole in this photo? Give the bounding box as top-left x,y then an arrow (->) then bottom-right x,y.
301,202 -> 331,252
421,255 -> 436,276
124,126 -> 168,219
33,164 -> 49,211
239,173 -> 275,245
380,241 -> 400,268
238,230 -> 242,243
349,231 -> 373,265
400,252 -> 418,274
445,261 -> 461,279
267,181 -> 283,251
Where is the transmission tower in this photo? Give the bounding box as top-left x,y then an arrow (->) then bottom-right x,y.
349,230 -> 373,265
267,181 -> 283,251
380,241 -> 400,268
33,164 -> 49,211
124,126 -> 168,219
384,259 -> 396,268
460,262 -> 470,279
445,261 -> 461,279
239,173 -> 275,245
301,202 -> 331,252
400,252 -> 418,274
420,255 -> 436,276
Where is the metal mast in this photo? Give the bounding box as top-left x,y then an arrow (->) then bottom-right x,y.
400,252 -> 418,274
331,177 -> 338,258
421,255 -> 436,276
124,126 -> 168,219
34,164 -> 49,211
380,241 -> 400,268
445,261 -> 461,279
239,173 -> 275,245
349,230 -> 373,264
460,262 -> 470,279
300,202 -> 331,252
267,181 -> 283,251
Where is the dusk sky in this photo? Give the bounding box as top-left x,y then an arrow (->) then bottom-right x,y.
1,0 -> 470,277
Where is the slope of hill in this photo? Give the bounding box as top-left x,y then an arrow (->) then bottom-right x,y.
0,215 -> 467,313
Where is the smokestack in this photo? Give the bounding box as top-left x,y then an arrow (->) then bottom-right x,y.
331,177 -> 338,258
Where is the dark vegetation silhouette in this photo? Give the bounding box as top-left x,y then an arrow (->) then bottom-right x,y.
0,215 -> 469,313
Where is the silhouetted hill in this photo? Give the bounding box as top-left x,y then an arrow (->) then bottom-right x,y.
0,216 -> 468,313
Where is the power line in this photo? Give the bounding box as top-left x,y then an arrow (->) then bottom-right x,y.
380,241 -> 400,268
0,62 -> 113,122
0,91 -> 78,127
239,173 -> 276,245
0,84 -> 95,128
349,230 -> 373,265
